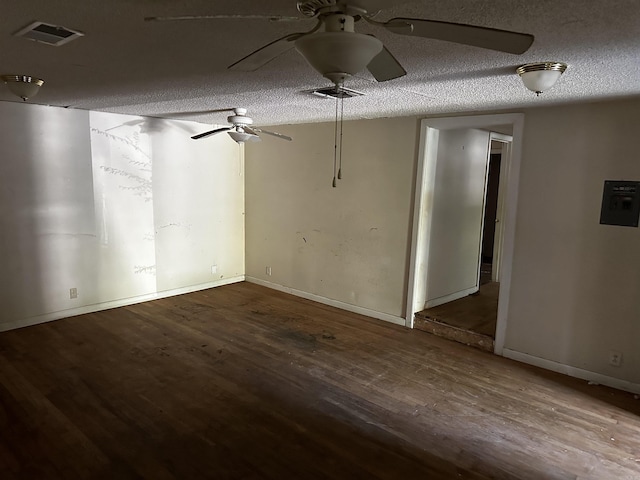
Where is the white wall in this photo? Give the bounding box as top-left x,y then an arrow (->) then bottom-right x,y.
245,117 -> 418,321
4,96 -> 638,390
504,98 -> 640,386
0,102 -> 245,331
244,97 -> 640,391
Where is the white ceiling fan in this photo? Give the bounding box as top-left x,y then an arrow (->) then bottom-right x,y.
147,0 -> 534,87
191,108 -> 293,144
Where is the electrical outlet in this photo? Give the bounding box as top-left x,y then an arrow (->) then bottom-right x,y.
69,288 -> 78,299
609,351 -> 622,367
266,266 -> 272,276
211,265 -> 218,274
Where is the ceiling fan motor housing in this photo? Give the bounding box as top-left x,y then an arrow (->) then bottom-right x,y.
297,0 -> 343,17
297,0 -> 380,18
227,113 -> 253,126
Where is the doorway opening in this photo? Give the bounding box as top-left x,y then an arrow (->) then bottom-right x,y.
405,114 -> 524,356
413,136 -> 510,351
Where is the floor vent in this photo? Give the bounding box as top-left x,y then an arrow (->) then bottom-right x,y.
14,21 -> 84,46
307,86 -> 365,99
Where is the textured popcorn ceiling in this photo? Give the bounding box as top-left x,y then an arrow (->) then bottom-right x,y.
1,0 -> 639,127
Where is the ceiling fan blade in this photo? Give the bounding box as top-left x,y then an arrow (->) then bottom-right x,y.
367,44 -> 407,82
228,34 -> 302,71
145,15 -> 301,23
228,20 -> 321,71
383,18 -> 534,54
191,126 -> 231,140
105,119 -> 143,131
252,127 -> 293,142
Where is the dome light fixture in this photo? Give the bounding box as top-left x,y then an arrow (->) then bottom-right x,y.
516,62 -> 567,96
227,129 -> 261,144
1,74 -> 45,101
295,13 -> 383,86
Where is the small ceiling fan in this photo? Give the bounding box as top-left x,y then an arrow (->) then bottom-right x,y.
147,0 -> 534,87
191,108 -> 293,144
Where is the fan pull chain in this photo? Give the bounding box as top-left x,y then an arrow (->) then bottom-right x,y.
338,94 -> 344,180
333,94 -> 339,187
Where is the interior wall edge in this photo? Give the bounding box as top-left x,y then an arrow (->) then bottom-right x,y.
245,276 -> 406,327
503,348 -> 640,395
0,276 -> 245,333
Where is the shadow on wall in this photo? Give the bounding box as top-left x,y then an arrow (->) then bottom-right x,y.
90,115 -> 158,301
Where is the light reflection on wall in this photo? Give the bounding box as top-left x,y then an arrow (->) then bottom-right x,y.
89,110 -> 246,300
0,102 -> 245,329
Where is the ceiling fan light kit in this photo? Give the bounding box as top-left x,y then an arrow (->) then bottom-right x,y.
517,62 -> 567,95
1,75 -> 45,101
227,130 -> 260,144
296,30 -> 382,85
295,13 -> 383,85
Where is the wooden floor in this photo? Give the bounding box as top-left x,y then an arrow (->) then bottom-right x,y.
424,282 -> 499,337
415,282 -> 499,352
1,282 -> 640,479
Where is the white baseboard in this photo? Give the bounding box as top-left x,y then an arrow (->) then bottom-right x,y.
503,349 -> 640,395
245,276 -> 406,327
424,286 -> 478,309
0,276 -> 245,332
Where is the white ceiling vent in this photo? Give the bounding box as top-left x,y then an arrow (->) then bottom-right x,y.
307,86 -> 365,99
14,21 -> 84,46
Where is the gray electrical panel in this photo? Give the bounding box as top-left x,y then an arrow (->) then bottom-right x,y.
599,180 -> 640,227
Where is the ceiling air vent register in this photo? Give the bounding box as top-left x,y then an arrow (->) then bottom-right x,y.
14,21 -> 84,46
308,86 -> 365,99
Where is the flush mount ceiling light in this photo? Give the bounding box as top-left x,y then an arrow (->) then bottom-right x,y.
517,62 -> 567,96
1,75 -> 45,101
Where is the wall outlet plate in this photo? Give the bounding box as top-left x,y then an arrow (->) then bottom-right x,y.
609,350 -> 623,367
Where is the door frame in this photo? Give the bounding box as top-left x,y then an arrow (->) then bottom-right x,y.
488,133 -> 513,283
405,114 -> 524,355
